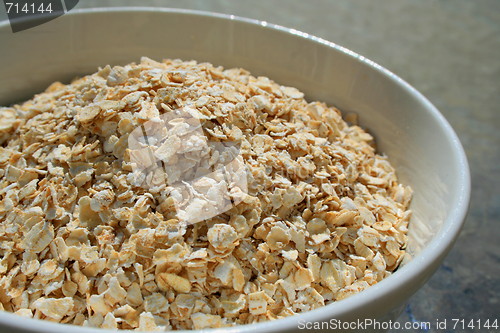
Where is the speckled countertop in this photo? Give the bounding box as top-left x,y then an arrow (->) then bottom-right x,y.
2,0 -> 499,331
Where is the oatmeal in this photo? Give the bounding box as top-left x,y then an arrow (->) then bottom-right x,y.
0,57 -> 412,329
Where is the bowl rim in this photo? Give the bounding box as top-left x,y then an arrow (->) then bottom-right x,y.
0,6 -> 471,333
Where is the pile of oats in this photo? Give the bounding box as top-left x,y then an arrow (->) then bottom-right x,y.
0,57 -> 412,330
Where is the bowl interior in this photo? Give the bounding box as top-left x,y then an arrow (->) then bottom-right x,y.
0,8 -> 469,333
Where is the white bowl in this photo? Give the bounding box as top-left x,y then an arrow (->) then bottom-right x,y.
0,8 -> 470,333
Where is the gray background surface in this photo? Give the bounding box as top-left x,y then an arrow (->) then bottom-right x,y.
1,0 -> 499,332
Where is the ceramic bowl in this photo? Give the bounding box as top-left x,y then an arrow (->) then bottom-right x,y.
0,8 -> 470,333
